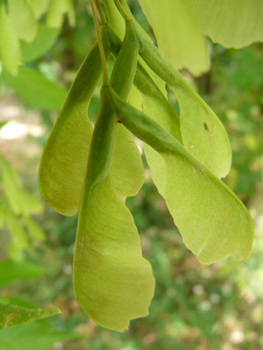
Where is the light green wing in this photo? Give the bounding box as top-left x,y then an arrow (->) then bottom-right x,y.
74,176 -> 155,331
38,39 -> 110,216
173,81 -> 232,179
163,152 -> 253,264
186,0 -> 263,48
110,124 -> 144,198
137,0 -> 209,76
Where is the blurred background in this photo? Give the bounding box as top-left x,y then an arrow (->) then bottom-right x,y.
1,1 -> 263,349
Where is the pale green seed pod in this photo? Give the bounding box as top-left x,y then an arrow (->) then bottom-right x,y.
73,20 -> 155,332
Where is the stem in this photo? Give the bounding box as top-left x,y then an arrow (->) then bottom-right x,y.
95,0 -> 107,25
114,0 -> 129,21
90,0 -> 110,86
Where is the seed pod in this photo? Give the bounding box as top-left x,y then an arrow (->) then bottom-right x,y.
108,87 -> 254,265
109,20 -> 145,197
73,20 -> 155,331
107,24 -> 182,195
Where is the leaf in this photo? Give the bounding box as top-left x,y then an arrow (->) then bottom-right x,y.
21,25 -> 60,62
5,210 -> 29,251
186,0 -> 263,48
0,260 -> 45,287
0,4 -> 20,76
0,121 -> 8,129
0,297 -> 36,310
17,190 -> 44,216
9,0 -> 38,43
74,177 -> 155,331
1,157 -> 44,215
137,0 -> 209,76
3,66 -> 67,110
7,243 -> 24,263
110,88 -> 254,265
0,320 -> 84,350
1,164 -> 22,214
172,83 -> 232,179
26,0 -> 50,19
0,304 -> 60,330
46,0 -> 76,28
38,39 -> 110,216
0,205 -> 6,229
23,216 -> 46,241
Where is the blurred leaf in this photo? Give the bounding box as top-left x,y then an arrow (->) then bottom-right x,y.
21,25 -> 60,62
46,0 -> 76,28
26,0 -> 50,19
0,304 -> 60,330
5,210 -> 29,254
6,243 -> 24,263
0,297 -> 36,310
23,216 -> 46,241
1,157 -> 44,216
137,0 -> 209,76
0,260 -> 45,287
9,0 -> 38,43
0,121 -> 8,129
0,320 -> 84,350
0,206 -> 5,229
1,162 -> 24,215
186,0 -> 263,48
3,66 -> 67,110
0,4 -> 20,76
17,189 -> 44,216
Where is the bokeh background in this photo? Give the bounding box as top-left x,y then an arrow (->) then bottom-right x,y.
1,1 -> 263,349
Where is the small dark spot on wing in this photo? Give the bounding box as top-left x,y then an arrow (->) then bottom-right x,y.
203,122 -> 209,131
